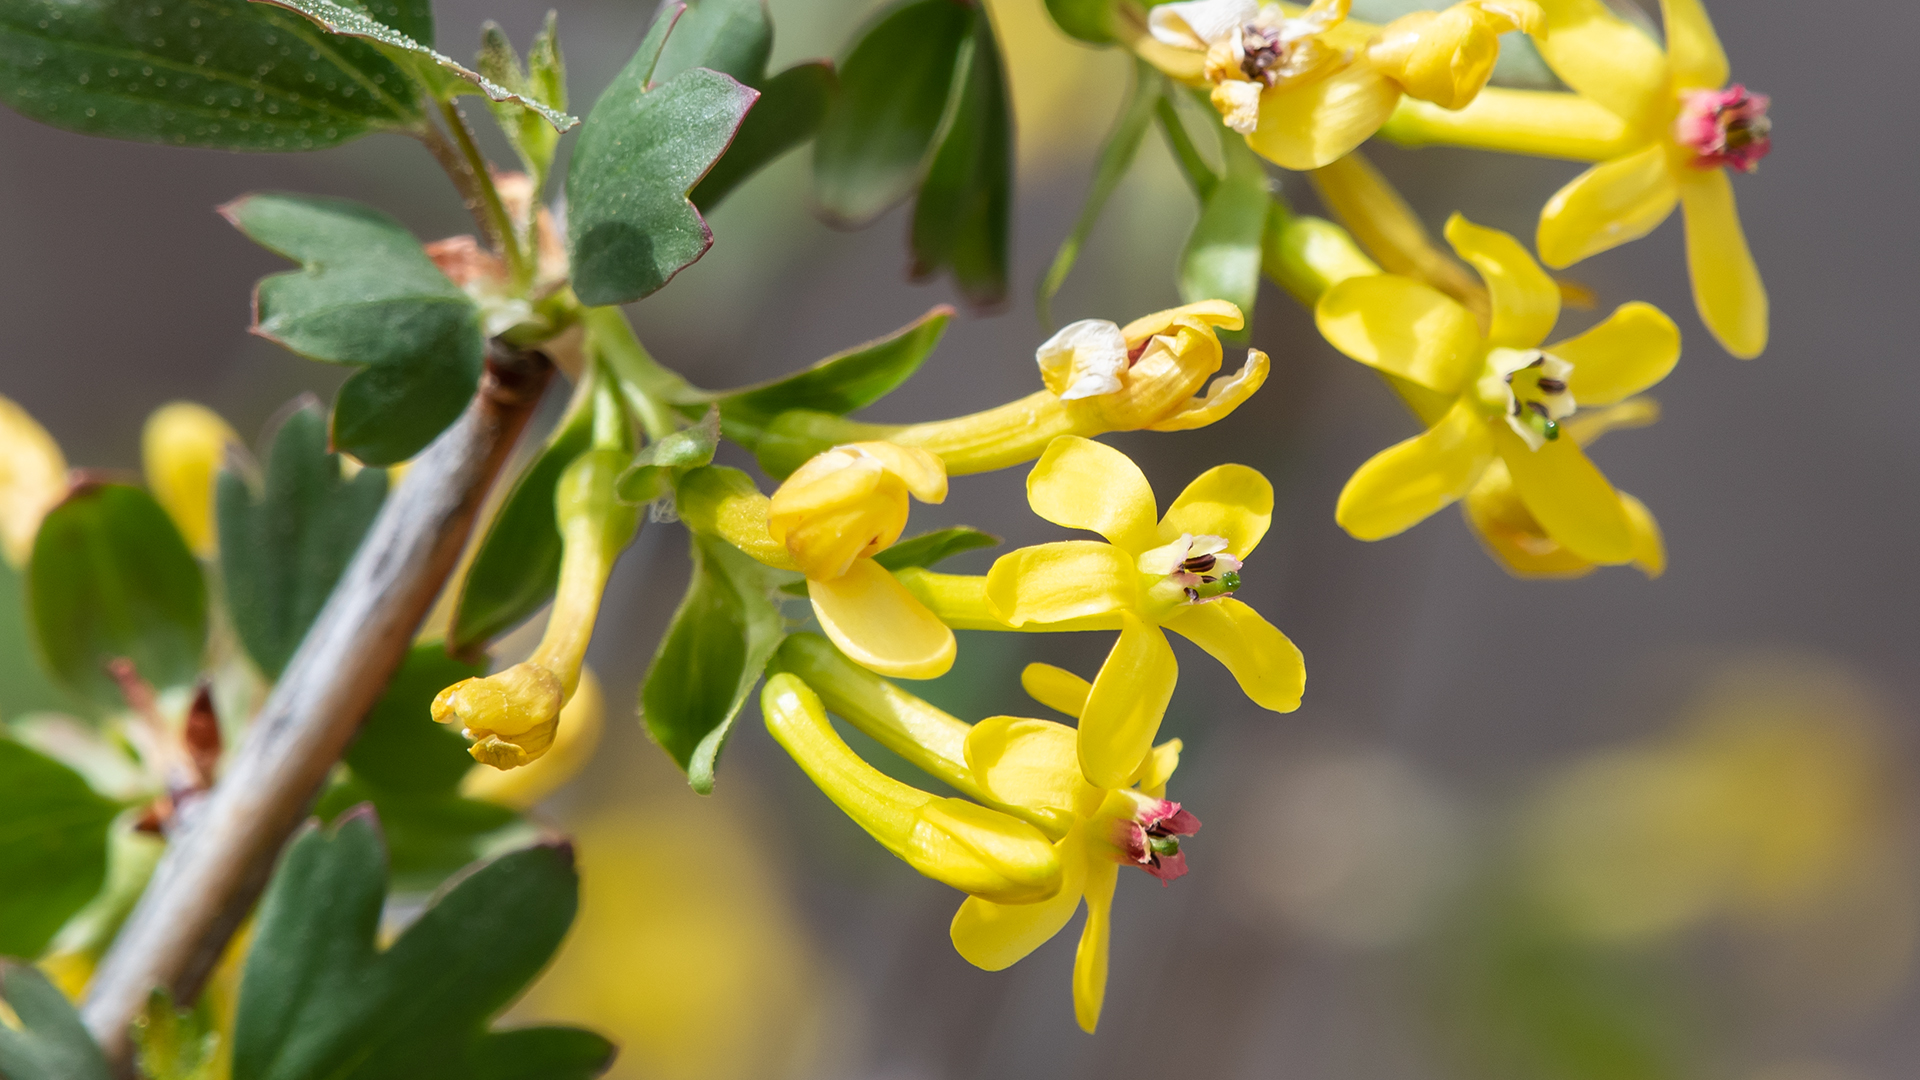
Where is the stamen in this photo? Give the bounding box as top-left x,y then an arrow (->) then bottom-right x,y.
1536,377 -> 1567,394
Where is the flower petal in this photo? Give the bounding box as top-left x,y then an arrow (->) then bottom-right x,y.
1336,398 -> 1495,540
1145,348 -> 1270,432
1133,739 -> 1184,795
1157,464 -> 1274,559
1026,436 -> 1161,551
1537,143 -> 1679,267
1037,319 -> 1130,400
1146,0 -> 1258,48
986,541 -> 1136,627
1316,275 -> 1484,392
0,394 -> 68,568
1495,423 -> 1633,563
1443,214 -> 1560,348
1531,0 -> 1668,124
847,441 -> 948,503
810,559 -> 957,679
1165,597 -> 1304,712
1248,62 -> 1402,171
1621,490 -> 1666,577
1551,301 -> 1680,404
1658,0 -> 1729,91
1079,615 -> 1179,789
1679,168 -> 1768,359
1073,859 -> 1121,1033
1118,300 -> 1244,343
965,715 -> 1081,814
1021,662 -> 1092,718
951,832 -> 1089,971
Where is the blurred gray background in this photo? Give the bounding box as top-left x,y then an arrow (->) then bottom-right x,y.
4,0 -> 1917,1077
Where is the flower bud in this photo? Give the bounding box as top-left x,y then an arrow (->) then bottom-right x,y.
141,402 -> 239,558
460,665 -> 605,808
1366,0 -> 1541,110
767,442 -> 947,580
432,661 -> 565,769
0,394 -> 67,568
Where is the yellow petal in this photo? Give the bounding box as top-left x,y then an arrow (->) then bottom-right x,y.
1537,143 -> 1680,268
964,716 -> 1081,814
1073,859 -> 1121,1033
1118,299 -> 1244,343
461,666 -> 605,809
1145,348 -> 1270,432
1025,436 -> 1160,551
1157,464 -> 1273,559
142,402 -> 239,559
809,559 -> 957,679
1621,490 -> 1666,577
1133,739 -> 1184,795
951,832 -> 1089,971
1658,0 -> 1729,91
986,541 -> 1137,627
1460,459 -> 1597,578
1247,62 -> 1402,171
1494,424 -> 1633,563
843,440 -> 948,503
1079,615 -> 1179,789
1336,398 -> 1494,540
1367,1 -> 1537,110
0,395 -> 67,569
1679,168 -> 1768,359
1531,0 -> 1668,124
1164,597 -> 1304,712
1443,214 -> 1560,348
1381,89 -> 1635,162
1316,275 -> 1484,392
1021,662 -> 1092,718
910,797 -> 1066,904
1550,301 -> 1680,404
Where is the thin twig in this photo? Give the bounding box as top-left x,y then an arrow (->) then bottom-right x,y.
78,344 -> 553,1070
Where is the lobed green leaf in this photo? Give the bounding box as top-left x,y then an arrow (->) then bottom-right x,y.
0,962 -> 112,1080
908,7 -> 1012,308
692,60 -> 835,212
0,740 -> 120,959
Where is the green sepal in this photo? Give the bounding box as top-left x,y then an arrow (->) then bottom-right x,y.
230,809 -> 608,1080
908,6 -> 1012,308
0,739 -> 121,958
615,407 -> 719,505
218,399 -> 388,679
26,482 -> 206,710
1037,58 -> 1160,327
810,0 -> 970,226
0,0 -> 423,151
1178,122 -> 1270,344
641,532 -> 793,794
0,962 -> 111,1080
251,0 -> 577,131
224,193 -> 486,466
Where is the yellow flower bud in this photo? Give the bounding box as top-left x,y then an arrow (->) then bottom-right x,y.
1366,0 -> 1542,111
767,442 -> 946,580
762,673 -> 1062,904
141,402 -> 240,558
432,661 -> 565,769
460,665 -> 605,808
0,394 -> 67,568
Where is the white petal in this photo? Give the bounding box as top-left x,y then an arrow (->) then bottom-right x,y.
1038,319 -> 1130,401
1149,0 -> 1260,48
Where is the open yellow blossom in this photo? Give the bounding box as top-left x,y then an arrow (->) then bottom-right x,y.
905,436 -> 1304,789
141,402 -> 241,559
1463,398 -> 1665,578
754,302 -> 1265,477
434,449 -> 637,768
1317,215 -> 1680,563
0,394 -> 67,568
1135,0 -> 1539,169
1384,0 -> 1770,356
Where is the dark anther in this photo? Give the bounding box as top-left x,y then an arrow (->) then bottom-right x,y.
1527,400 -> 1551,418
1184,587 -> 1201,602
1181,553 -> 1217,573
1239,24 -> 1286,84
1537,377 -> 1567,394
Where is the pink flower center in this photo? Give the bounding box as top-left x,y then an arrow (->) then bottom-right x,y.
1675,85 -> 1772,173
1116,798 -> 1203,883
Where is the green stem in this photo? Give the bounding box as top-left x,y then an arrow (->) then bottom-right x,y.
1156,95 -> 1218,200
583,306 -> 693,442
433,97 -> 528,284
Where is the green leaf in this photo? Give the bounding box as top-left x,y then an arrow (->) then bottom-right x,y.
0,0 -> 423,151
642,532 -> 791,794
615,407 -> 719,504
1038,58 -> 1159,327
811,0 -> 970,226
312,780 -> 526,892
908,8 -> 1012,308
27,482 -> 207,709
133,990 -> 223,1080
0,962 -> 111,1080
692,60 -> 835,212
219,400 -> 387,679
0,557 -> 68,718
0,739 -> 120,957
251,0 -> 577,131
231,810 -> 608,1080
1178,128 -> 1269,343
652,0 -> 770,85
1044,0 -> 1115,43
450,391 -> 595,654
565,3 -> 758,307
1156,94 -> 1219,199
342,643 -> 482,797
476,15 -> 566,187
225,193 -> 485,466
871,526 -> 999,571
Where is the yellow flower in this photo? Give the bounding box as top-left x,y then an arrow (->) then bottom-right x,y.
460,665 -> 606,808
906,436 -> 1304,789
766,441 -> 957,680
141,402 -> 241,558
1385,0 -> 1770,357
0,394 -> 68,568
1134,0 -> 1537,169
1317,215 -> 1680,564
760,673 -> 1062,903
951,663 -> 1195,1032
756,301 -> 1266,477
434,449 -> 637,768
